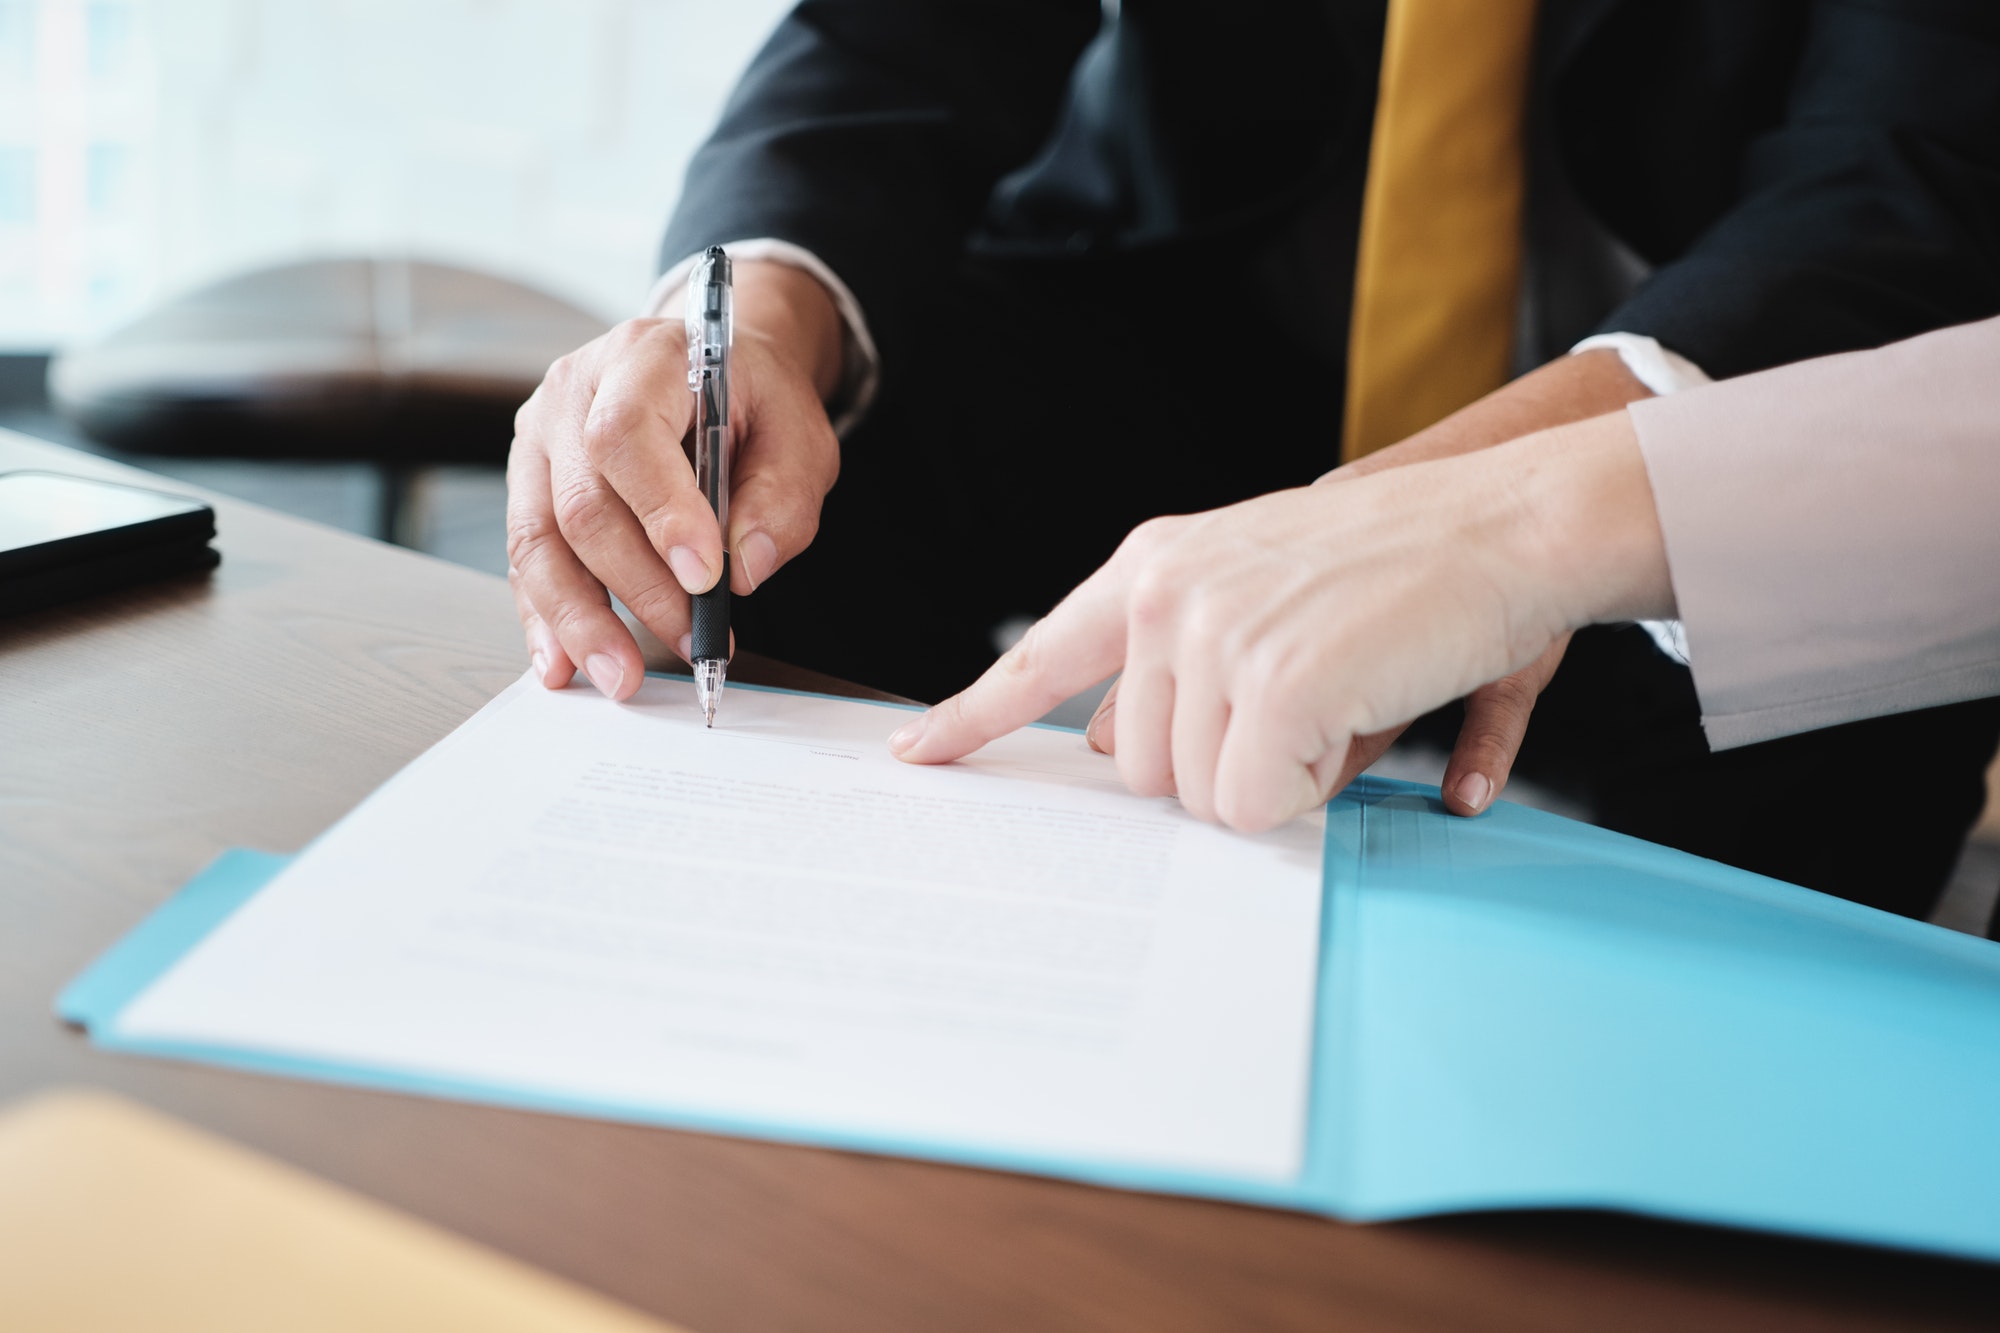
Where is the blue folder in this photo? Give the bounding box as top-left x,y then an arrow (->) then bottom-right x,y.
61,773 -> 2000,1261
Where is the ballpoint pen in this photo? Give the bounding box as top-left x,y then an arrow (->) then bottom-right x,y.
686,246 -> 732,726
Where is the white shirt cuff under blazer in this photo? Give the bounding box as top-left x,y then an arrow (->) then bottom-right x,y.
1569,333 -> 1713,667
647,240 -> 882,439
1572,332 -> 1713,397
1630,314 -> 2000,751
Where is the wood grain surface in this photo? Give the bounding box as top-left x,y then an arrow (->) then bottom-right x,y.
4,428 -> 1996,1332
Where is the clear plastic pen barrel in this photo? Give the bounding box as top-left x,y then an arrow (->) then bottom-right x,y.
686,247 -> 732,724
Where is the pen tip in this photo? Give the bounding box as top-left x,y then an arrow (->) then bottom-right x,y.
694,658 -> 724,728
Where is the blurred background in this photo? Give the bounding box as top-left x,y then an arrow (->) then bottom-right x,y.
0,0 -> 791,571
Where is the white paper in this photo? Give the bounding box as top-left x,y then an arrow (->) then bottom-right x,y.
117,676 -> 1325,1180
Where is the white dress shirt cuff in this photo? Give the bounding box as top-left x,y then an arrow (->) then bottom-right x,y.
1569,333 -> 1712,668
1571,332 -> 1713,397
646,239 -> 882,437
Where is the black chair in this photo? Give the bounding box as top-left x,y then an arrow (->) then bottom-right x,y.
50,258 -> 608,544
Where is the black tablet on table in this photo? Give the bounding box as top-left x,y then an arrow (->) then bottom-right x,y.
0,470 -> 219,617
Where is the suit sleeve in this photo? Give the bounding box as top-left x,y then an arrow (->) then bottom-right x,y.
1598,0 -> 2000,377
659,0 -> 1100,373
1629,315 -> 2000,749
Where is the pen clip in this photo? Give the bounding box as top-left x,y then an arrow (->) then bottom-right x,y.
685,246 -> 732,390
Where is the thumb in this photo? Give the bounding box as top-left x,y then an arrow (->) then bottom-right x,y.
724,350 -> 841,594
1441,633 -> 1570,815
1085,678 -> 1122,754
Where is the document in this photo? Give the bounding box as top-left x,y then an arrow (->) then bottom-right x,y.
113,676 -> 1325,1180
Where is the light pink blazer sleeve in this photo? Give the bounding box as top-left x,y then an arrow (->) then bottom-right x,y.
1628,315 -> 2000,750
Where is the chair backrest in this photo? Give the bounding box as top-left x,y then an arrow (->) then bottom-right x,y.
51,259 -> 609,463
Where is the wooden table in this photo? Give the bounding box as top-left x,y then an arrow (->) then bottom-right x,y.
4,429 -> 1996,1332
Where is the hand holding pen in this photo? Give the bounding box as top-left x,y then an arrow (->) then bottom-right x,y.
504,257 -> 845,706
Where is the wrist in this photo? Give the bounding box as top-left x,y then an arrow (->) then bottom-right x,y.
661,259 -> 845,401
1326,347 -> 1655,485
1506,410 -> 1677,630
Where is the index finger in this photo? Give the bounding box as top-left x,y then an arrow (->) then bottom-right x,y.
889,568 -> 1132,764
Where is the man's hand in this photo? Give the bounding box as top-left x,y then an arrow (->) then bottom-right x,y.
506,261 -> 845,700
890,410 -> 1675,833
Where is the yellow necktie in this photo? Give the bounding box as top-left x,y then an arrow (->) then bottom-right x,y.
1341,0 -> 1541,462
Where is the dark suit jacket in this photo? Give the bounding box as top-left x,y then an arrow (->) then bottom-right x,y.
662,1 -> 2000,393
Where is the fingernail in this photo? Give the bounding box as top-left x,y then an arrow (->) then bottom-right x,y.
738,530 -> 778,591
666,545 -> 712,594
1455,772 -> 1492,813
676,633 -> 693,664
585,653 -> 626,699
531,649 -> 549,683
888,713 -> 930,757
1085,702 -> 1115,753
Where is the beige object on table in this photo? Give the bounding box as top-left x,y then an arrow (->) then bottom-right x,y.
0,1090 -> 684,1333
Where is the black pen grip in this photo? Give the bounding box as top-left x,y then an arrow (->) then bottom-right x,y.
690,552 -> 730,663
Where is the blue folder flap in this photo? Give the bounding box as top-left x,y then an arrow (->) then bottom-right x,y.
61,778 -> 2000,1261
1323,776 -> 2000,1260
57,848 -> 289,1028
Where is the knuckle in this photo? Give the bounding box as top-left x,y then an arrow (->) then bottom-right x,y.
1127,565 -> 1183,632
545,350 -> 583,386
777,473 -> 831,519
1175,772 -> 1215,823
989,625 -> 1068,714
1475,673 -> 1538,722
637,492 -> 704,555
512,392 -> 542,440
997,622 -> 1048,681
1211,619 -> 1258,670
814,428 -> 842,488
1211,783 -> 1249,830
754,501 -> 822,560
1243,642 -> 1316,718
581,398 -> 648,469
635,510 -> 678,559
1461,743 -> 1515,777
620,576 -> 688,633
1457,716 -> 1513,758
505,504 -> 562,573
1120,515 -> 1181,562
1215,791 -> 1272,835
1122,752 -> 1177,801
931,692 -> 971,734
550,478 -> 619,547
549,601 -> 606,646
757,482 -> 827,548
604,318 -> 652,352
1182,589 -> 1236,649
